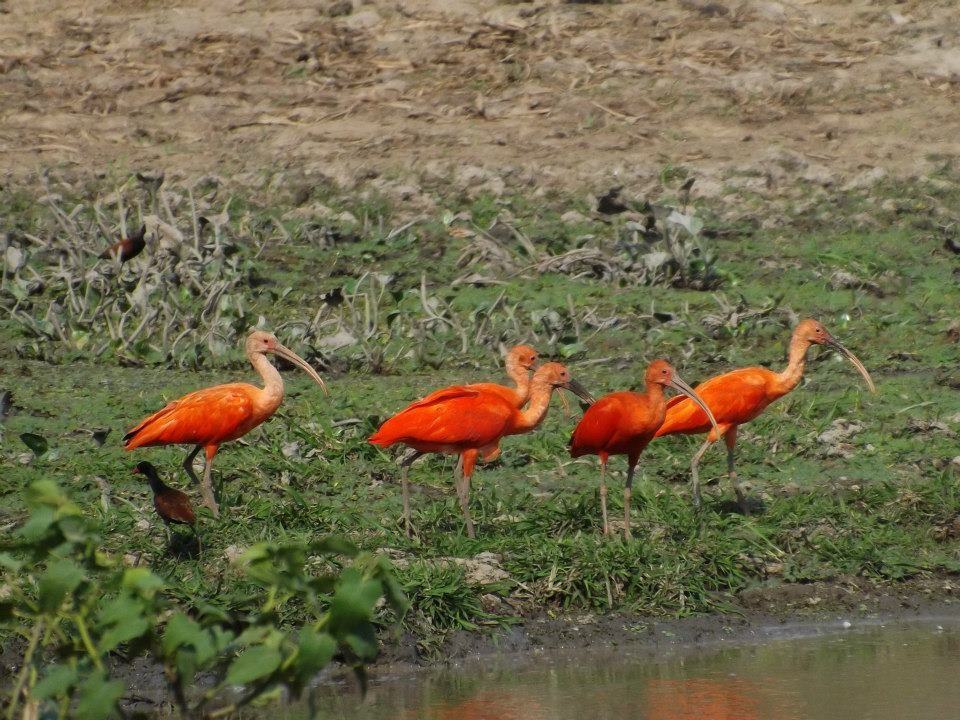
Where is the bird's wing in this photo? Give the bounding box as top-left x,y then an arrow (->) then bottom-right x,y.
370,390 -> 512,448
400,386 -> 483,411
657,368 -> 773,436
569,394 -> 629,456
124,383 -> 255,448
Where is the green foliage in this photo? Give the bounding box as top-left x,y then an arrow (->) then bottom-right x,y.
0,481 -> 406,719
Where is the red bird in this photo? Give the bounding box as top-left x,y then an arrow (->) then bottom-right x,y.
370,362 -> 594,538
133,461 -> 197,545
451,344 -> 539,469
99,224 -> 147,263
124,330 -> 327,517
570,360 -> 719,539
655,319 -> 876,513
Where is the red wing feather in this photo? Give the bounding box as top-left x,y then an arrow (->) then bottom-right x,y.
369,390 -> 513,449
124,384 -> 256,449
570,394 -> 628,457
656,368 -> 773,436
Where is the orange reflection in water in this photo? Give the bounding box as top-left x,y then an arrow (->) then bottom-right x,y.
645,677 -> 795,720
418,690 -> 548,720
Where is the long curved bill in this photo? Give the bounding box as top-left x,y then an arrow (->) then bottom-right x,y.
275,343 -> 329,396
826,338 -> 876,393
562,377 -> 595,406
669,373 -> 720,437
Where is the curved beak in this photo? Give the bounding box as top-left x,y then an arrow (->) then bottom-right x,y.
668,373 -> 720,437
561,377 -> 595,406
274,343 -> 329,396
825,337 -> 876,393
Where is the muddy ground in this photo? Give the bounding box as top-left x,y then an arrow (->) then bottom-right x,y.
2,0 -> 959,203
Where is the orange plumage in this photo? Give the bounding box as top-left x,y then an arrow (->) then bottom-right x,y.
655,319 -> 875,512
370,362 -> 593,538
570,360 -> 717,538
124,331 -> 327,516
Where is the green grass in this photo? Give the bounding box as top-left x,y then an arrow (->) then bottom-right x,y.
2,170 -> 960,654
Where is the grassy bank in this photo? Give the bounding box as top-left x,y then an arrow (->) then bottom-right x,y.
2,168 -> 960,667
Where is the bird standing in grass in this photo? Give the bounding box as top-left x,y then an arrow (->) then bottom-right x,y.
99,223 -> 147,263
655,319 -> 876,513
450,344 -> 539,468
370,362 -> 594,539
124,330 -> 327,517
570,360 -> 719,539
133,461 -> 198,546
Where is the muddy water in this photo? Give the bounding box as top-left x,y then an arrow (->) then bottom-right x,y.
295,621 -> 960,720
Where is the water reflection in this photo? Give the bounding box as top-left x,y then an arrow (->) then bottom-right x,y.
296,622 -> 960,720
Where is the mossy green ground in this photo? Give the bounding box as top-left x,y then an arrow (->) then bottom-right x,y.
2,175 -> 959,650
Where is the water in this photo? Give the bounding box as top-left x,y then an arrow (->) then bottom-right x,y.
296,621 -> 960,720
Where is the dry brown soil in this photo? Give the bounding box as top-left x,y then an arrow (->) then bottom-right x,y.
2,0 -> 959,199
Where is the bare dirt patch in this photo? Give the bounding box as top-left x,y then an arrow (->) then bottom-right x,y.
2,0 -> 959,198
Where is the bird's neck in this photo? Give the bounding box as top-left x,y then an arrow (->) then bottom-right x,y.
146,475 -> 167,495
510,378 -> 555,434
250,349 -> 285,409
506,357 -> 531,403
646,382 -> 668,418
774,333 -> 810,396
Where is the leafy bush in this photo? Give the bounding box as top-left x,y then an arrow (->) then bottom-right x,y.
0,480 -> 406,719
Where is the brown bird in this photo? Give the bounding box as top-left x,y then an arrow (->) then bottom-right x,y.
123,330 -> 327,516
100,224 -> 147,263
132,461 -> 198,546
655,319 -> 875,513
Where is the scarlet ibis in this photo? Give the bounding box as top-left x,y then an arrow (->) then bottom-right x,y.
655,319 -> 876,513
99,224 -> 147,263
132,461 -> 197,545
456,344 -> 539,467
124,330 -> 327,516
570,360 -> 719,538
369,362 -> 593,538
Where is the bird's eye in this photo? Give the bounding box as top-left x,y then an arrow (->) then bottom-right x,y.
661,368 -> 668,375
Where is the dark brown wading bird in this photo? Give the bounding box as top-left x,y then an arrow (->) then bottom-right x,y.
100,224 -> 147,263
570,360 -> 720,539
133,461 -> 199,547
123,330 -> 328,517
654,319 -> 876,514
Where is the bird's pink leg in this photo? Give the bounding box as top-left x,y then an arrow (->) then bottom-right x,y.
725,426 -> 749,515
399,449 -> 423,539
599,454 -> 610,536
200,444 -> 220,517
456,450 -> 478,539
623,460 -> 637,541
690,436 -> 716,510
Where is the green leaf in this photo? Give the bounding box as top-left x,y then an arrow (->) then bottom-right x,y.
75,672 -> 124,720
162,613 -> 198,649
37,559 -> 84,613
310,537 -> 358,557
16,505 -> 55,543
225,645 -> 282,686
20,432 -> 48,456
121,567 -> 165,597
296,627 -> 336,683
0,552 -> 23,572
31,664 -> 78,700
98,597 -> 150,652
